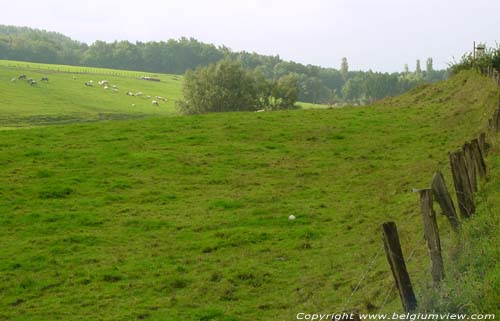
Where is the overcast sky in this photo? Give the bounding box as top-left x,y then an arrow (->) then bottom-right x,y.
3,0 -> 500,72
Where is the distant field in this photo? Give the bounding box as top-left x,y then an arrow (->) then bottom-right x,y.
0,70 -> 498,320
0,60 -> 329,127
0,60 -> 182,126
296,102 -> 330,109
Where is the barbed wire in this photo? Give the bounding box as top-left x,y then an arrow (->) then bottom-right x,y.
340,212 -> 422,312
341,243 -> 385,312
378,247 -> 418,311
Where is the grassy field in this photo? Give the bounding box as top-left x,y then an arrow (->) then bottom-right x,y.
0,60 -> 182,127
0,68 -> 499,321
0,60 -> 329,128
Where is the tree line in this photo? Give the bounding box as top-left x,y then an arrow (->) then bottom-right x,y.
0,24 -> 448,105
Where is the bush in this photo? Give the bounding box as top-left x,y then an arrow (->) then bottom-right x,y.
450,45 -> 500,75
177,59 -> 298,114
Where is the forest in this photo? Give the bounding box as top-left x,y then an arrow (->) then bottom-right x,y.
0,25 -> 448,105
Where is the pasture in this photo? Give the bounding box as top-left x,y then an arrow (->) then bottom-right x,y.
0,68 -> 498,320
0,60 -> 330,128
0,60 -> 182,127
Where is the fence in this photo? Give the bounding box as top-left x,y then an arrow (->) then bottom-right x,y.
341,70 -> 499,315
0,60 -> 161,80
379,73 -> 500,313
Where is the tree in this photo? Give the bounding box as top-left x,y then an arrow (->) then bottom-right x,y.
341,57 -> 349,78
426,57 -> 434,81
415,59 -> 422,76
270,73 -> 299,110
404,64 -> 409,75
178,59 -> 264,114
178,60 -> 299,114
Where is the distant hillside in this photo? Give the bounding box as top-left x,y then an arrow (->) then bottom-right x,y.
0,25 -> 448,105
0,60 -> 182,127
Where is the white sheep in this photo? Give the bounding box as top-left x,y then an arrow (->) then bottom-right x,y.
152,100 -> 159,106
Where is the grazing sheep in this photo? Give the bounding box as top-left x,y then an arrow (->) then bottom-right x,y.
98,80 -> 109,86
104,85 -> 109,90
146,95 -> 151,99
256,109 -> 265,113
152,100 -> 159,106
85,82 -> 93,87
112,88 -> 118,93
41,77 -> 49,82
18,74 -> 26,80
111,85 -> 118,89
29,80 -> 37,86
126,91 -> 134,96
288,215 -> 296,220
135,92 -> 143,97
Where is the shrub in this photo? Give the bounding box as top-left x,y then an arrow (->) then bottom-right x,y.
177,59 -> 298,114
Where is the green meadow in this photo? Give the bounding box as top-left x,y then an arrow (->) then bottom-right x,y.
0,63 -> 499,321
0,60 -> 182,127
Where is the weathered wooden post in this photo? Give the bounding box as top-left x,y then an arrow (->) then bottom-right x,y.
463,142 -> 477,193
419,190 -> 445,286
431,171 -> 460,232
382,222 -> 418,312
479,132 -> 487,156
471,138 -> 487,179
494,109 -> 500,132
449,150 -> 475,218
492,110 -> 499,132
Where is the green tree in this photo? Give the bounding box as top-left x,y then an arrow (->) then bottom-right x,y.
426,57 -> 433,81
415,59 -> 422,76
270,73 -> 299,110
178,60 -> 265,114
341,57 -> 349,78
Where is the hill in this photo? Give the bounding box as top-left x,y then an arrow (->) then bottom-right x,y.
0,60 -> 182,127
0,60 -> 328,128
0,24 -> 448,105
0,70 -> 498,320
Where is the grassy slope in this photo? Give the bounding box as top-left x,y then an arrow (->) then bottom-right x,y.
0,60 -> 182,126
0,60 -> 328,128
421,144 -> 500,315
0,70 -> 498,321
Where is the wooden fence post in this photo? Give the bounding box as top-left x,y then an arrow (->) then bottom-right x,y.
382,222 -> 418,312
449,150 -> 475,218
492,110 -> 499,132
419,190 -> 445,286
463,142 -> 477,193
431,171 -> 460,232
471,138 -> 487,179
479,132 -> 487,156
